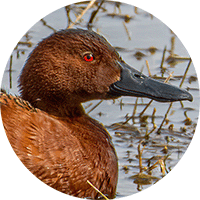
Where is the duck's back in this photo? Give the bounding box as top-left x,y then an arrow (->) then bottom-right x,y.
0,93 -> 118,199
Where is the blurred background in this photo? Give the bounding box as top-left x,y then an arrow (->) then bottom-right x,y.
1,0 -> 199,198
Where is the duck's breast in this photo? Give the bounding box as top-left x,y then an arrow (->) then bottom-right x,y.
0,94 -> 118,198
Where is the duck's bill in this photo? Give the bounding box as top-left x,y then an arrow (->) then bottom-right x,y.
109,61 -> 193,102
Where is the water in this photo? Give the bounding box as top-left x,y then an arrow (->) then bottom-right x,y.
1,1 -> 199,198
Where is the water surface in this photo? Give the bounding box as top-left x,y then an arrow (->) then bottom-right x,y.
1,1 -> 199,198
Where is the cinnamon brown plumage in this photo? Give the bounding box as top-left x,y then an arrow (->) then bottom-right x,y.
0,28 -> 192,199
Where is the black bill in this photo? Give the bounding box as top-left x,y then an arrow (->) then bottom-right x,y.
109,61 -> 193,102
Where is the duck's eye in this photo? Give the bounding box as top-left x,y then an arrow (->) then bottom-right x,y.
83,53 -> 94,62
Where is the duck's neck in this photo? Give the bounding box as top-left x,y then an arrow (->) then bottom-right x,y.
51,103 -> 86,118
27,97 -> 85,118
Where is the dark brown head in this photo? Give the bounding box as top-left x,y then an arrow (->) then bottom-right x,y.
19,29 -> 121,116
19,28 -> 192,116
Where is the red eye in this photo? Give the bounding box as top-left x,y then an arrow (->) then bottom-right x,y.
83,53 -> 94,62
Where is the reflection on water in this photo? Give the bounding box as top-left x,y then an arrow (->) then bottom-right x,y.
1,1 -> 199,198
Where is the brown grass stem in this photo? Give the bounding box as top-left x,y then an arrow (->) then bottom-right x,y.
151,107 -> 156,124
179,58 -> 192,108
123,22 -> 131,40
160,46 -> 167,69
145,60 -> 151,76
87,180 -> 109,200
9,55 -> 13,89
87,0 -> 105,29
157,102 -> 173,134
132,97 -> 138,123
156,59 -> 191,134
145,124 -> 157,139
164,71 -> 174,83
40,19 -> 57,33
179,58 -> 192,88
138,140 -> 146,173
122,115 -> 132,125
134,7 -> 138,14
68,0 -> 96,29
170,36 -> 175,55
122,98 -> 138,125
139,100 -> 153,118
87,100 -> 103,114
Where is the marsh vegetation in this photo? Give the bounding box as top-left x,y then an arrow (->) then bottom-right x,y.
1,0 -> 199,197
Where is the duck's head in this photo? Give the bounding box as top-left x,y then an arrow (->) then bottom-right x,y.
19,29 -> 192,116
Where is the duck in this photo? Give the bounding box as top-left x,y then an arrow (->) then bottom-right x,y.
0,28 -> 193,199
